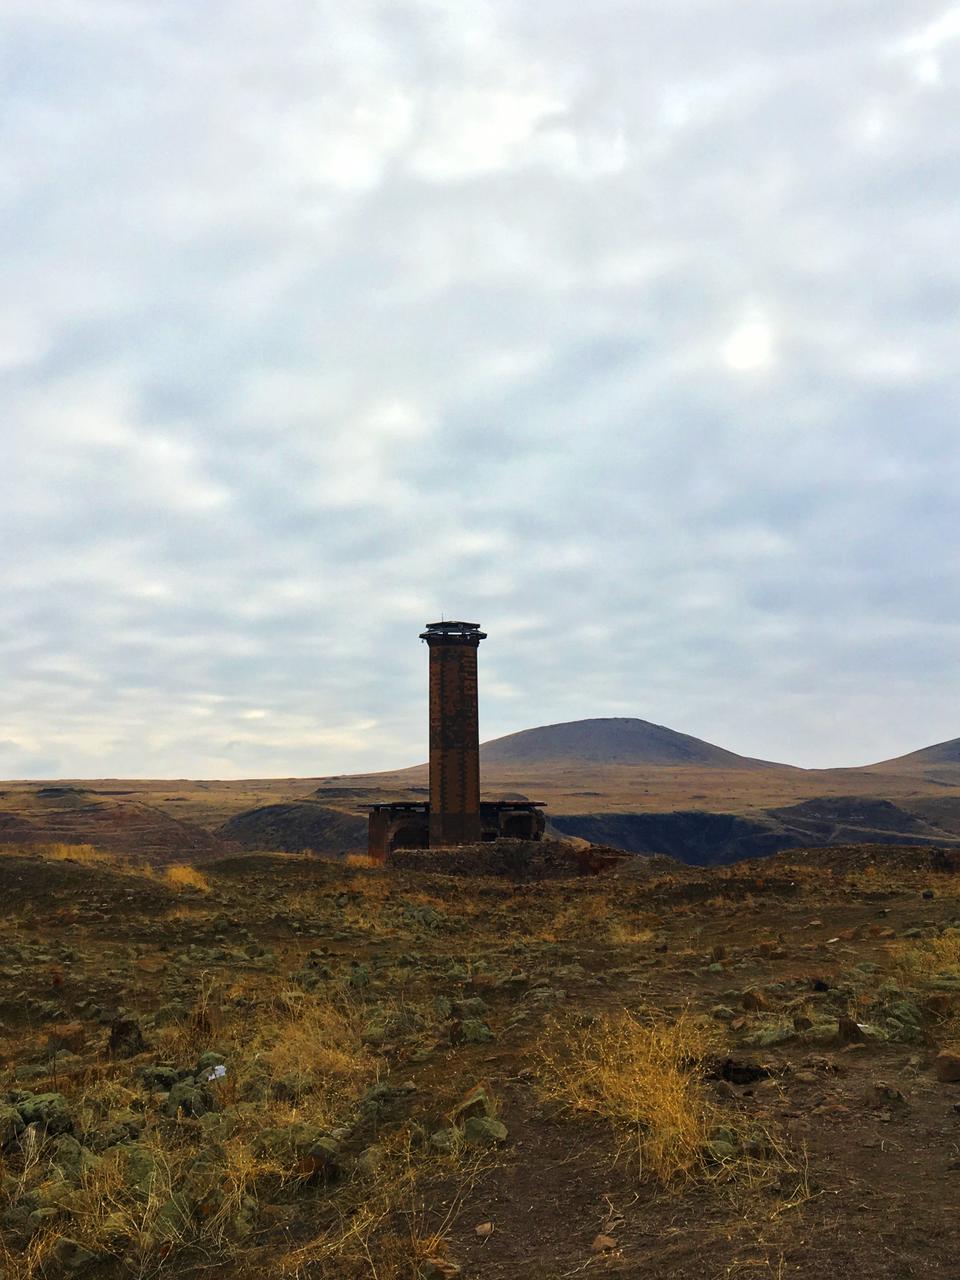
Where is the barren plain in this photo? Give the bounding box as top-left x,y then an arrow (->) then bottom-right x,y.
1,720 -> 960,1278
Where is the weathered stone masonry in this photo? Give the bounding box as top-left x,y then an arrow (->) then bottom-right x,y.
423,621 -> 484,847
366,621 -> 545,860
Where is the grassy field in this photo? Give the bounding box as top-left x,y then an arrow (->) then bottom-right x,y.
4,754 -> 960,869
1,839 -> 959,1277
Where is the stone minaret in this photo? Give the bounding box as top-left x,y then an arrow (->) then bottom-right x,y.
419,621 -> 486,846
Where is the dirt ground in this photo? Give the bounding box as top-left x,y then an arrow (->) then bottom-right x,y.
1,844 -> 959,1278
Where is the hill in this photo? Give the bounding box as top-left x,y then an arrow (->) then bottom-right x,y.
218,802 -> 366,856
480,717 -> 782,768
0,785 -> 235,865
871,736 -> 960,768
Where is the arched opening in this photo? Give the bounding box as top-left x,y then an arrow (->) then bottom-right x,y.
390,823 -> 429,852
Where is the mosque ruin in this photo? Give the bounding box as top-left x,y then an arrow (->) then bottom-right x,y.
367,621 -> 545,859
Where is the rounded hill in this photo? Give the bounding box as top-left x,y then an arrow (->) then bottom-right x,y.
218,802 -> 366,856
872,737 -> 960,768
480,717 -> 781,769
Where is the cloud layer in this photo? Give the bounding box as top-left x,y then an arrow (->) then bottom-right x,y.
3,0 -> 959,776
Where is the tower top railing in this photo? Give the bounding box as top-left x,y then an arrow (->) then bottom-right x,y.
419,621 -> 487,643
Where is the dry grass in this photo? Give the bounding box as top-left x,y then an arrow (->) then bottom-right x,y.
282,1123 -> 493,1280
344,853 -> 382,869
603,918 -> 656,946
0,825 -> 874,1277
163,863 -> 211,892
1,1129 -> 175,1279
340,876 -> 390,903
0,1119 -> 292,1279
0,979 -> 380,1280
538,1009 -> 734,1185
256,988 -> 375,1114
528,889 -> 655,947
894,930 -> 960,980
703,892 -> 760,912
0,842 -> 118,867
537,897 -> 601,942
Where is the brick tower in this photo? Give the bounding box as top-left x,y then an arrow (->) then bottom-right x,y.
419,621 -> 487,846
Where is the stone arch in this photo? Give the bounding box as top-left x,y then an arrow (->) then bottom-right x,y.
390,823 -> 429,852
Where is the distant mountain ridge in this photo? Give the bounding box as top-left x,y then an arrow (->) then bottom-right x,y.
873,738 -> 960,768
480,717 -> 785,769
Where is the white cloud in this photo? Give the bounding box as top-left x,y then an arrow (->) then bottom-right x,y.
410,87 -> 563,180
1,0 -> 958,775
901,6 -> 960,54
721,314 -> 777,372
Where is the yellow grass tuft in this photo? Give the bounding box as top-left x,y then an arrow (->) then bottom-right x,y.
533,889 -> 654,945
258,990 -> 373,1114
0,842 -> 118,867
538,1008 -> 730,1185
894,930 -> 960,979
164,864 -> 211,892
343,852 -> 381,869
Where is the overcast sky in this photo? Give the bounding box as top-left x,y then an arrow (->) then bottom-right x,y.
2,1 -> 959,779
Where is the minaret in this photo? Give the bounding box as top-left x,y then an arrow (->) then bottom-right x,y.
419,621 -> 487,846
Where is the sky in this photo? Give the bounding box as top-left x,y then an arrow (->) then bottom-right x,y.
2,0 -> 959,779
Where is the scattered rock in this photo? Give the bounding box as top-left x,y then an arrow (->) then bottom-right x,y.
837,1017 -> 866,1045
356,1144 -> 386,1176
150,1192 -> 191,1244
0,1102 -> 25,1147
430,1128 -> 459,1155
744,1022 -> 794,1048
742,989 -> 769,1012
140,1064 -> 179,1091
49,1135 -> 98,1181
15,1092 -> 73,1135
464,1116 -> 507,1145
253,1124 -> 341,1181
450,1084 -> 496,1123
48,1237 -> 105,1273
457,1018 -> 494,1044
712,1059 -> 771,1085
867,1081 -> 908,1110
935,1049 -> 960,1083
124,1144 -> 159,1198
361,1010 -> 406,1045
164,1080 -> 210,1118
421,1259 -> 461,1280
108,1016 -> 147,1058
46,1022 -> 85,1056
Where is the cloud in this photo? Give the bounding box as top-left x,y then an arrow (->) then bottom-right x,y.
1,0 -> 958,776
